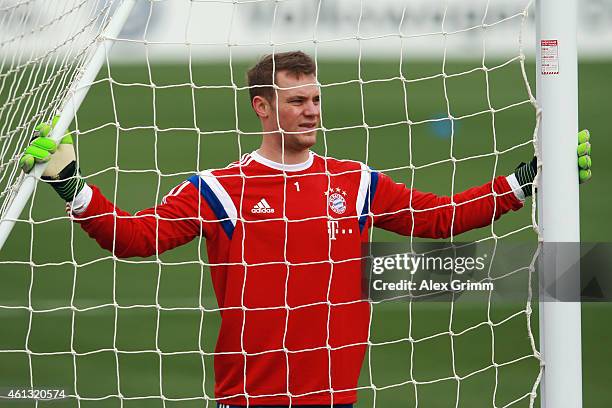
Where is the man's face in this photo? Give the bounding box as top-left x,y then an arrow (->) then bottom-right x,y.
268,71 -> 320,151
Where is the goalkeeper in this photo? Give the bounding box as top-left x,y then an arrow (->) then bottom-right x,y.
21,51 -> 591,408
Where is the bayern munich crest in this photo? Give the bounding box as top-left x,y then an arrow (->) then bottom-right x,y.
326,188 -> 348,214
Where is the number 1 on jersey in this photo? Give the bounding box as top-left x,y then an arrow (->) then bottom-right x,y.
294,181 -> 300,192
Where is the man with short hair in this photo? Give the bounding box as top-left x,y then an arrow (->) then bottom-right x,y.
20,51 -> 592,407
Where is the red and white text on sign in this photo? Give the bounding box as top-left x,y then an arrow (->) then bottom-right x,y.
541,39 -> 559,75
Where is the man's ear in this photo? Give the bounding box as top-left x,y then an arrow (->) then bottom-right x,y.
252,95 -> 271,119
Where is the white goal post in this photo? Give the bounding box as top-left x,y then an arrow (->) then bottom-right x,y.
0,0 -> 137,248
0,0 -> 583,407
536,0 -> 583,407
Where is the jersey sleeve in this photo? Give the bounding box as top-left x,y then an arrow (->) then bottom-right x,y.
370,172 -> 524,238
73,180 -> 216,258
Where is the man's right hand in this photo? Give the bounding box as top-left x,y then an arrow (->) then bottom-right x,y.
19,116 -> 85,201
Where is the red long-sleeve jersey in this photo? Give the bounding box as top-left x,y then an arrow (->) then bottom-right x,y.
74,151 -> 523,406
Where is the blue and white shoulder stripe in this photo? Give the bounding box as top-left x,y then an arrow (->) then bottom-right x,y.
188,170 -> 238,239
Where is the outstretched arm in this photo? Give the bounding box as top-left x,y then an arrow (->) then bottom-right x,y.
70,182 -> 211,258
369,130 -> 592,239
20,118 -> 214,258
371,174 -> 522,239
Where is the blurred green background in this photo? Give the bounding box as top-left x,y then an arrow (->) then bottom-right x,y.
0,59 -> 609,407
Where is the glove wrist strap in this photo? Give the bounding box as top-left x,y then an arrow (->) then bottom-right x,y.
42,160 -> 85,202
514,157 -> 537,197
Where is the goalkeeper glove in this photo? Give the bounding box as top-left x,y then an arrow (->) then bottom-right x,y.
19,116 -> 85,202
515,129 -> 592,197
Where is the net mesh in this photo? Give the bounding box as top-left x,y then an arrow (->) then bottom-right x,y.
0,0 -> 542,406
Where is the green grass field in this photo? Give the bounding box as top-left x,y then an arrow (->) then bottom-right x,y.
1,60 -> 610,407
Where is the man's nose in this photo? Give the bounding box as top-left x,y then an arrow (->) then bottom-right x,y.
303,100 -> 320,116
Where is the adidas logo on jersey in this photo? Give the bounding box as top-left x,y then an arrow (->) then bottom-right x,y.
251,198 -> 275,214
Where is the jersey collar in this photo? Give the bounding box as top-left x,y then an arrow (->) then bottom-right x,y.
251,150 -> 314,172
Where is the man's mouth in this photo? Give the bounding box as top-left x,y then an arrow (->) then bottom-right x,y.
298,122 -> 317,131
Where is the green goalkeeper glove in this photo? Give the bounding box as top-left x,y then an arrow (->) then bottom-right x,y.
19,116 -> 85,201
576,129 -> 592,182
515,129 -> 592,197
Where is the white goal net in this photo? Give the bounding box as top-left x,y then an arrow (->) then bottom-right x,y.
0,0 -> 543,406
